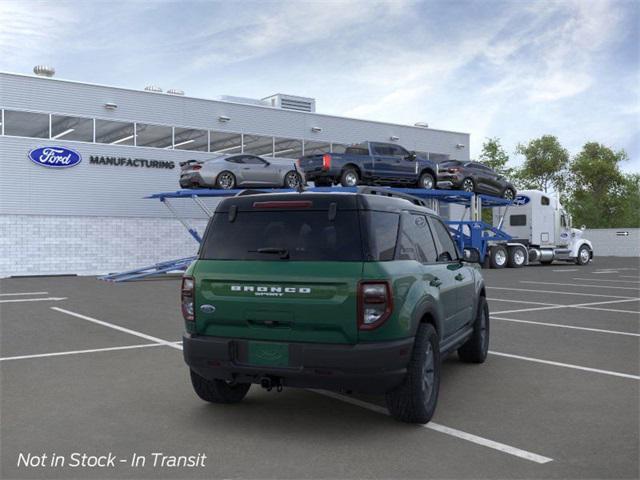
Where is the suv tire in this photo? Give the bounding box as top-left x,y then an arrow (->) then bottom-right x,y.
386,323 -> 440,424
190,370 -> 251,404
458,296 -> 489,363
340,168 -> 360,187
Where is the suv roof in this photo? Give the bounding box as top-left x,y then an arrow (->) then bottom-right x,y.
215,191 -> 437,216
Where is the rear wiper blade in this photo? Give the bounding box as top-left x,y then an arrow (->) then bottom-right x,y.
249,247 -> 290,259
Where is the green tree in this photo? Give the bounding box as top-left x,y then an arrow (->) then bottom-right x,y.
479,137 -> 513,176
565,142 -> 638,228
516,135 -> 569,193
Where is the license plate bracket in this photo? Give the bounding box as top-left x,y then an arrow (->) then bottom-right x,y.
247,341 -> 289,367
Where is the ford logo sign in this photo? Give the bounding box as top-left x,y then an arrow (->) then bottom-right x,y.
513,195 -> 530,206
28,146 -> 82,168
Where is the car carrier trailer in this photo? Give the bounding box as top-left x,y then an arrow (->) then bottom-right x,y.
99,186 -> 592,282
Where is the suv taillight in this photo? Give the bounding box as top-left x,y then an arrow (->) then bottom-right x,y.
181,276 -> 195,322
358,281 -> 393,330
322,153 -> 332,171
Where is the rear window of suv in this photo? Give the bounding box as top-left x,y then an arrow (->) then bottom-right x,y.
200,208 -> 401,262
200,210 -> 364,261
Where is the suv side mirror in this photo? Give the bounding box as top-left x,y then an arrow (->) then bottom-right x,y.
463,248 -> 481,263
407,151 -> 417,161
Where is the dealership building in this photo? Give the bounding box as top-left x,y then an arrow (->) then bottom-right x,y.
0,69 -> 470,278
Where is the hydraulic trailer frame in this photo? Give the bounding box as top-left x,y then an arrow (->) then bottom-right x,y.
100,186 -> 512,282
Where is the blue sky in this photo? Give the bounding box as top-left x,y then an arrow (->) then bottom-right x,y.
1,0 -> 638,172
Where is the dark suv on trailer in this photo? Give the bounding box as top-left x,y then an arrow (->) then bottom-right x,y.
437,160 -> 516,200
181,189 -> 489,423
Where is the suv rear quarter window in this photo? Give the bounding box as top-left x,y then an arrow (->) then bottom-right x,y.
361,211 -> 399,261
428,217 -> 459,262
397,213 -> 437,263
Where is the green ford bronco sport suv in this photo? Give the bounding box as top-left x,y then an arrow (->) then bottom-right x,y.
182,189 -> 489,423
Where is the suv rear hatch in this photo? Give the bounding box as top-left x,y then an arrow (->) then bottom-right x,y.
193,196 -> 364,344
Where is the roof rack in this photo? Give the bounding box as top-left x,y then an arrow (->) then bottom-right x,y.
356,186 -> 429,207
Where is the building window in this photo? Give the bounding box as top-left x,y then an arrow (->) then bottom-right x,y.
95,119 -> 135,145
273,137 -> 303,159
243,134 -> 274,156
135,123 -> 173,148
3,110 -> 49,138
210,131 -> 243,154
331,143 -> 348,154
50,114 -> 93,142
303,140 -> 331,156
429,153 -> 450,163
173,127 -> 208,151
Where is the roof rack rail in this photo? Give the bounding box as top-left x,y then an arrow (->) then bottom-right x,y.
356,186 -> 428,207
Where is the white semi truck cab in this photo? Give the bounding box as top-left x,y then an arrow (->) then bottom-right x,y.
490,189 -> 594,268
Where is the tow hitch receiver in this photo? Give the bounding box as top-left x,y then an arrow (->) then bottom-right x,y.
260,376 -> 283,392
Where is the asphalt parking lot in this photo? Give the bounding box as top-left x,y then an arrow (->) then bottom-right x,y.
1,256 -> 638,479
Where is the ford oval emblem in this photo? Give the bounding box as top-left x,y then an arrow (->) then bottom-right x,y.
513,195 -> 530,206
200,304 -> 216,314
28,146 -> 82,168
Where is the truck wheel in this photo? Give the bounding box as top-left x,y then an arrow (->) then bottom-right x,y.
190,370 -> 251,404
576,245 -> 591,265
489,245 -> 507,269
216,171 -> 236,190
507,246 -> 526,268
340,168 -> 359,187
385,323 -> 440,424
418,172 -> 435,190
458,296 -> 489,363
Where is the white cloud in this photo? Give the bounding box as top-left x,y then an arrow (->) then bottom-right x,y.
0,1 -> 77,64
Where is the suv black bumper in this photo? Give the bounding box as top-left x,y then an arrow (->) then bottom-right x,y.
183,334 -> 413,394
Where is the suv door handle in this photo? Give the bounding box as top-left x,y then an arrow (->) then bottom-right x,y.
429,278 -> 442,287
455,273 -> 464,281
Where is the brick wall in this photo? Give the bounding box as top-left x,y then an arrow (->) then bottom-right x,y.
0,215 -> 207,277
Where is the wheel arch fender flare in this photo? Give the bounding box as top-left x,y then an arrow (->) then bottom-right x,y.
571,239 -> 593,258
342,163 -> 361,176
419,167 -> 436,179
410,301 -> 444,341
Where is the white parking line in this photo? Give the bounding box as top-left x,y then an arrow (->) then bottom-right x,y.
0,343 -> 166,361
489,351 -> 640,380
488,298 -> 558,306
491,298 -> 640,315
492,316 -> 640,337
573,278 -> 640,284
520,281 -> 640,291
620,275 -> 640,279
552,269 -> 579,272
0,297 -> 67,304
51,307 -> 183,350
312,390 -> 553,464
0,291 -> 49,296
488,286 -> 638,299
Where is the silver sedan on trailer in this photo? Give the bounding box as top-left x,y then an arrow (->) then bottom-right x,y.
179,154 -> 304,190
